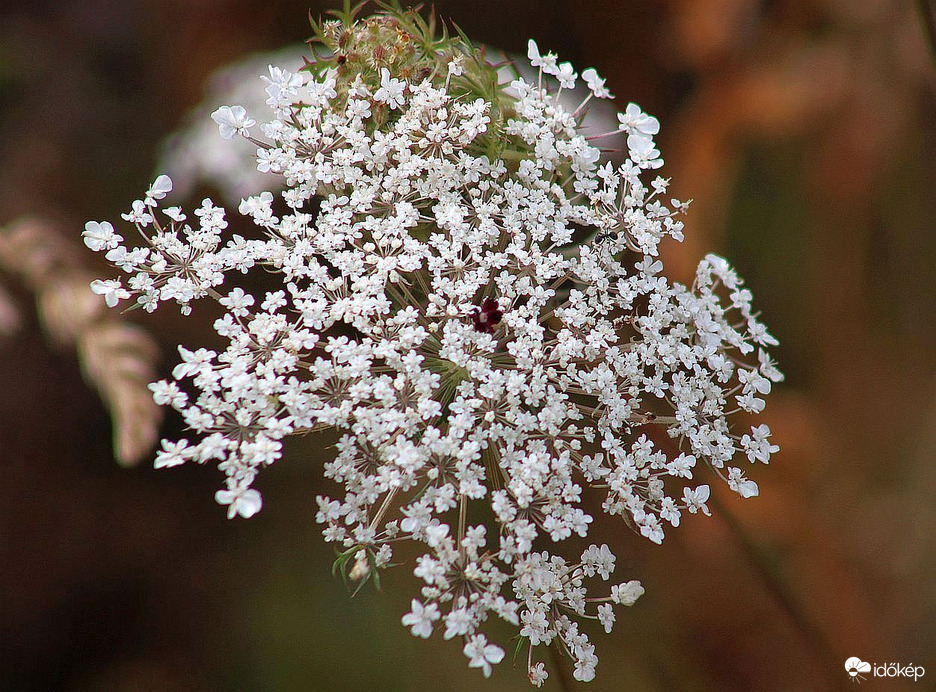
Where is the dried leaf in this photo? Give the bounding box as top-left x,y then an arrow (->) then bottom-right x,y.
0,218 -> 77,288
0,283 -> 22,336
78,322 -> 162,467
37,276 -> 104,345
1,217 -> 163,466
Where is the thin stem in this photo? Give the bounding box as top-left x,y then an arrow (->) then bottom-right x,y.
369,486 -> 399,531
916,0 -> 936,64
457,494 -> 467,558
709,493 -> 844,690
548,640 -> 576,692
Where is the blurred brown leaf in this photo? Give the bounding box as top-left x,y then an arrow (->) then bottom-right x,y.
78,321 -> 161,466
0,217 -> 161,466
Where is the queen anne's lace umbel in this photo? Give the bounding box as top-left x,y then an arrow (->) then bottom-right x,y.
85,8 -> 781,685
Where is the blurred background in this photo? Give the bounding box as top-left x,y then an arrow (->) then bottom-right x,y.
1,0 -> 935,690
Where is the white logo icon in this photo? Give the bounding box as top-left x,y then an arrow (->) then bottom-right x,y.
845,657 -> 872,683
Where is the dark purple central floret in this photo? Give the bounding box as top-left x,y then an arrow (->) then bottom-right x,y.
472,297 -> 503,334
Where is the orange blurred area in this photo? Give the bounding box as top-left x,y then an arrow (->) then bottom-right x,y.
1,1 -> 935,690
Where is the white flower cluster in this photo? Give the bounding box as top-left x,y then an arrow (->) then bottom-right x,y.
85,15 -> 781,685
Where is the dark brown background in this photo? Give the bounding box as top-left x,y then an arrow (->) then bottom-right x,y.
1,1 -> 935,690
